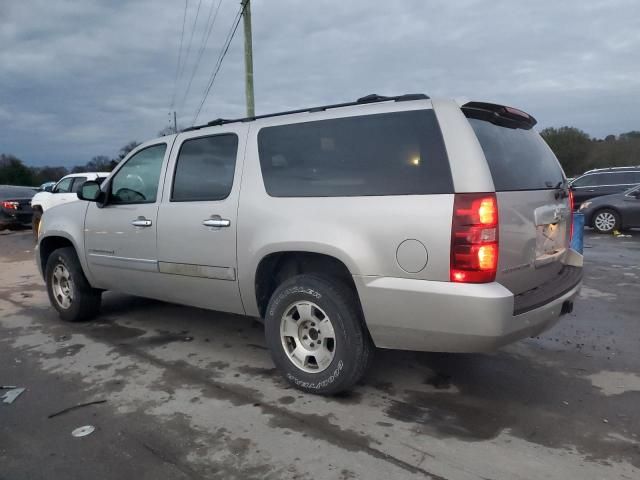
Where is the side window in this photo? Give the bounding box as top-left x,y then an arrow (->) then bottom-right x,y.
572,175 -> 596,187
110,144 -> 166,204
631,172 -> 640,183
257,110 -> 452,197
172,134 -> 238,202
54,177 -> 73,193
71,177 -> 88,193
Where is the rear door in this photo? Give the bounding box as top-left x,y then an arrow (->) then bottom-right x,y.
465,112 -> 572,297
155,126 -> 247,314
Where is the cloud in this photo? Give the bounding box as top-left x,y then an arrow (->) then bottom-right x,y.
0,0 -> 638,166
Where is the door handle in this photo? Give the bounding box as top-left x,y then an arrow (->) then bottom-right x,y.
202,218 -> 231,228
586,189 -> 595,192
131,217 -> 152,227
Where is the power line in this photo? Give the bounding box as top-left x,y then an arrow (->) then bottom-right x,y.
178,0 -> 204,87
178,0 -> 223,112
191,4 -> 245,125
170,0 -> 189,110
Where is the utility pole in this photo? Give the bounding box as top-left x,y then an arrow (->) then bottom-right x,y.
173,111 -> 177,133
241,0 -> 255,117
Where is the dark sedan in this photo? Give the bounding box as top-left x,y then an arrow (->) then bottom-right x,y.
579,184 -> 640,233
0,185 -> 38,230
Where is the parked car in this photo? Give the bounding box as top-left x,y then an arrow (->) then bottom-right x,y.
36,94 -> 583,394
39,181 -> 56,192
570,166 -> 640,206
31,172 -> 109,239
0,185 -> 38,230
578,184 -> 640,233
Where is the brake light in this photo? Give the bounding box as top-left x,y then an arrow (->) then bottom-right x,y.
450,193 -> 499,283
568,188 -> 574,241
2,201 -> 19,210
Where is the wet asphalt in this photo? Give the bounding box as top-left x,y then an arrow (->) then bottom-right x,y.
0,228 -> 638,479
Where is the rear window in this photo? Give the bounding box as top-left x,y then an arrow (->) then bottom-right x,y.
257,110 -> 452,197
468,118 -> 564,191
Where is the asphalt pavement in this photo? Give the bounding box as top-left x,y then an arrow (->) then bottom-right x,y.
0,229 -> 638,479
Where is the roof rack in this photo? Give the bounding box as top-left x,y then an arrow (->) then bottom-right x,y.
585,166 -> 640,173
183,93 -> 429,132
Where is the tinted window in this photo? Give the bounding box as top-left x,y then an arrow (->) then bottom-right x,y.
111,144 -> 166,204
71,177 -> 87,193
632,171 -> 640,183
571,175 -> 597,187
258,110 -> 452,197
54,177 -> 73,193
172,134 -> 238,202
468,118 -> 564,191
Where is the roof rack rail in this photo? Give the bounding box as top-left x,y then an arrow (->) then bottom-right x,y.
183,93 -> 429,132
585,165 -> 640,173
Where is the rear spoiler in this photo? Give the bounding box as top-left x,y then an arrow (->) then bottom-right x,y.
462,101 -> 537,130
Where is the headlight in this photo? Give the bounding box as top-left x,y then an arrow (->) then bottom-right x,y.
579,201 -> 591,210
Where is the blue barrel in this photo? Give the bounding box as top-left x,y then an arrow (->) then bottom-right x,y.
570,212 -> 585,254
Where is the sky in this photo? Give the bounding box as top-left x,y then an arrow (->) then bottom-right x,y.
1,0 -> 639,167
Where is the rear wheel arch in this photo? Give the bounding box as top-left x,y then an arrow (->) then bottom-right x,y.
254,251 -> 361,320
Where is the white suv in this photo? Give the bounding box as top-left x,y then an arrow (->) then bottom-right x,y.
31,172 -> 109,238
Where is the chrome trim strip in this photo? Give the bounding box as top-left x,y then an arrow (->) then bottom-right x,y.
158,261 -> 236,281
88,253 -> 158,272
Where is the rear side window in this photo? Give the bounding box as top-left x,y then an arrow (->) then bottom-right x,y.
257,110 -> 452,197
468,118 -> 564,191
71,177 -> 87,193
172,134 -> 238,202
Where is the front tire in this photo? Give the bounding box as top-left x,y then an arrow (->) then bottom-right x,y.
592,208 -> 620,234
45,247 -> 101,322
265,274 -> 373,395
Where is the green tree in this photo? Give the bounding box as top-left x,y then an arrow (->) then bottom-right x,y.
0,154 -> 35,186
540,127 -> 592,176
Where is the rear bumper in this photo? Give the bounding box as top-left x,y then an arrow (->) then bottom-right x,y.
0,209 -> 32,226
354,268 -> 582,353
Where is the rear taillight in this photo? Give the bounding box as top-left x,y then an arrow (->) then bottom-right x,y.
2,201 -> 19,210
568,188 -> 574,241
450,193 -> 499,283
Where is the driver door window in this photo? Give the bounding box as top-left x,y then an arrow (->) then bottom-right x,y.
110,144 -> 166,204
54,177 -> 73,193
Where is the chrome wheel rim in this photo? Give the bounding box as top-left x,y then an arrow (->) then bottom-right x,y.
52,264 -> 73,309
595,212 -> 616,232
280,301 -> 336,373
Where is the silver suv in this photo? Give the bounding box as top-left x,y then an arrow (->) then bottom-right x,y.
36,94 -> 583,394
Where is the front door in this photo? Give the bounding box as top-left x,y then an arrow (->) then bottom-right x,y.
155,127 -> 247,314
84,142 -> 171,297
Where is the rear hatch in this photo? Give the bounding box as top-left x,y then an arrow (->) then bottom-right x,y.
463,102 -> 573,298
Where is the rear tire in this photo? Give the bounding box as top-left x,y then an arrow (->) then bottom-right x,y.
592,208 -> 620,234
45,247 -> 101,322
264,274 -> 374,395
32,210 -> 42,242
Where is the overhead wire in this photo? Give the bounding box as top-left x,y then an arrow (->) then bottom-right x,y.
178,0 -> 224,112
170,0 -> 189,110
191,3 -> 245,125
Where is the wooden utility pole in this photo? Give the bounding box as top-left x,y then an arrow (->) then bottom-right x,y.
173,111 -> 178,133
241,0 -> 255,117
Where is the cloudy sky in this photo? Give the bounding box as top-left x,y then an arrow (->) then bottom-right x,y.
1,0 -> 639,167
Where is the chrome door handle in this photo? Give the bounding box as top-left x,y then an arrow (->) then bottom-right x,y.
202,218 -> 230,228
131,217 -> 152,227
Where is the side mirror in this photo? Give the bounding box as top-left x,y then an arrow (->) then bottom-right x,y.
44,185 -> 54,192
77,181 -> 103,202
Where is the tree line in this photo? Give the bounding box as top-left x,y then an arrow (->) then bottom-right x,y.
540,128 -> 639,176
1,126 -> 639,186
0,141 -> 140,187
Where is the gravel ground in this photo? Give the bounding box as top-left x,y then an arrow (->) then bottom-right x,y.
0,229 -> 638,480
